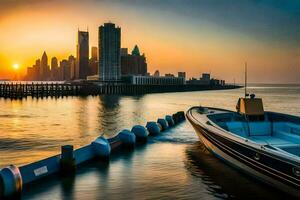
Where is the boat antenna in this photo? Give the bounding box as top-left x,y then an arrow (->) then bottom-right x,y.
245,62 -> 248,98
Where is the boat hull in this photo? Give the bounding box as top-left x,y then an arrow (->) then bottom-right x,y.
187,109 -> 300,198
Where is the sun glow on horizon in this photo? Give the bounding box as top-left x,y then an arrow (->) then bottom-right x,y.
12,63 -> 20,70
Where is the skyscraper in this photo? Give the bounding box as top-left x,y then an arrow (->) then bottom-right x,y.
34,59 -> 41,80
89,47 -> 98,76
69,55 -> 76,80
51,57 -> 58,70
40,51 -> 49,80
76,30 -> 89,79
51,57 -> 58,80
91,46 -> 98,60
99,23 -> 121,81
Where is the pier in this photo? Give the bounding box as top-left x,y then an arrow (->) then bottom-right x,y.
0,82 -> 240,99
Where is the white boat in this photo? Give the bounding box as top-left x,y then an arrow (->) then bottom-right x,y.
187,94 -> 300,197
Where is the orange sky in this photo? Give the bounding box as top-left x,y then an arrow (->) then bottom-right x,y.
0,0 -> 299,83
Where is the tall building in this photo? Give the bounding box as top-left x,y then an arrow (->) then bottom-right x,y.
69,55 -> 76,80
60,59 -> 71,80
51,57 -> 59,80
51,57 -> 58,70
40,51 -> 49,80
121,45 -> 147,76
88,47 -> 98,76
99,23 -> 121,81
91,46 -> 98,60
34,59 -> 41,80
76,30 -> 89,79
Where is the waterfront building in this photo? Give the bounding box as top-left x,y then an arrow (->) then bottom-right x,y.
187,73 -> 211,85
186,73 -> 224,86
121,45 -> 147,76
124,75 -> 185,85
178,72 -> 186,79
201,73 -> 210,82
153,70 -> 160,77
99,23 -> 121,81
76,30 -> 89,79
165,73 -> 175,77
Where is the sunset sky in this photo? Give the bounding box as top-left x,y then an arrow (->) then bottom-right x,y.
0,0 -> 299,83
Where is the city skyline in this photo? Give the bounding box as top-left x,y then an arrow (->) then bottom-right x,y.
0,0 -> 300,83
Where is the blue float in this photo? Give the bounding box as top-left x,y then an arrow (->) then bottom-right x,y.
118,129 -> 136,147
0,110 -> 186,198
165,115 -> 175,127
172,113 -> 179,124
131,125 -> 149,141
146,122 -> 161,135
0,165 -> 22,198
157,118 -> 169,131
91,136 -> 111,157
177,111 -> 185,121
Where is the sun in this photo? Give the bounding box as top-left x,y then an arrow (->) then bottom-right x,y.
12,63 -> 20,70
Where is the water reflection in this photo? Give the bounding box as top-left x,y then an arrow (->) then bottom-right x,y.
184,142 -> 293,199
98,95 -> 122,136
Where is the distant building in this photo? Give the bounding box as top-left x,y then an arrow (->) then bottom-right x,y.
33,59 -> 41,80
60,59 -> 71,80
153,70 -> 160,77
26,67 -> 35,80
123,75 -> 185,85
120,48 -> 128,56
99,23 -> 121,81
198,73 -> 211,85
91,46 -> 98,60
121,45 -> 147,76
178,72 -> 186,79
186,73 -> 224,86
76,30 -> 89,79
51,57 -> 58,70
201,73 -> 210,82
40,51 -> 49,80
165,73 -> 175,77
51,57 -> 59,80
68,55 -> 76,80
88,47 -> 98,76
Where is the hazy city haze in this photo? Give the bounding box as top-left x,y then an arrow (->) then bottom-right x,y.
0,0 -> 299,83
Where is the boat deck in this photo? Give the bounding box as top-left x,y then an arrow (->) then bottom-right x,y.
192,107 -> 300,158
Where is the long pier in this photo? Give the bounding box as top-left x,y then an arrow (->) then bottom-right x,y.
0,82 -> 240,99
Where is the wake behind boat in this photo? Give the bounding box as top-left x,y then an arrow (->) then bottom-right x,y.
187,95 -> 300,197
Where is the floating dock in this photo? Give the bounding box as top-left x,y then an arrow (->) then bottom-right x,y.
0,111 -> 186,199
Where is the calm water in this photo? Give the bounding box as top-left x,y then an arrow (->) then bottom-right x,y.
0,85 -> 299,199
